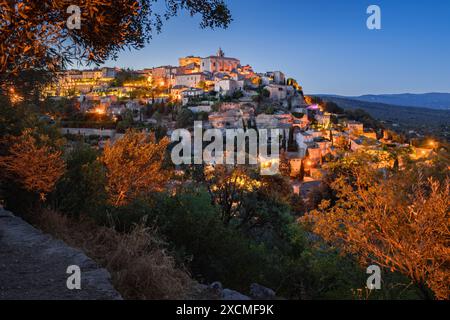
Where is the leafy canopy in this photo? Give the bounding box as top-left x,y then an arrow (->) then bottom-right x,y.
1,0 -> 232,88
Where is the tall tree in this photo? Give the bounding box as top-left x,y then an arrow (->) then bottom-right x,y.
0,0 -> 231,77
205,165 -> 292,239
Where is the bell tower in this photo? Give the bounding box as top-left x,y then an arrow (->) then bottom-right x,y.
217,47 -> 225,57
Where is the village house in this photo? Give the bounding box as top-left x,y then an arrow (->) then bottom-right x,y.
215,79 -> 244,96
314,137 -> 332,156
412,146 -> 435,159
101,67 -> 119,79
181,88 -> 206,105
178,63 -> 201,75
171,85 -> 188,100
295,131 -> 313,153
265,71 -> 286,85
82,69 -> 103,79
188,105 -> 212,113
175,73 -> 206,88
305,142 -> 323,166
315,112 -> 333,128
350,136 -> 380,152
286,152 -> 304,178
182,87 -> 205,98
219,102 -> 242,112
255,113 -> 293,129
152,65 -> 178,86
361,129 -> 378,140
179,56 -> 202,68
347,121 -> 364,136
237,65 -> 256,79
265,84 -> 296,101
292,113 -> 310,130
208,109 -> 246,130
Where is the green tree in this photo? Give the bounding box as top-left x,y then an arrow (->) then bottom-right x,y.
196,80 -> 208,91
53,143 -> 107,216
176,108 -> 194,128
116,110 -> 135,132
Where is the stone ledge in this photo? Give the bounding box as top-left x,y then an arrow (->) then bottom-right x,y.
0,209 -> 122,300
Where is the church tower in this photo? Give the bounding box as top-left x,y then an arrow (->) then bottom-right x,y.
217,47 -> 225,57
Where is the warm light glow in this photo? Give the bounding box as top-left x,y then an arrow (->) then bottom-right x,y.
92,107 -> 106,115
9,87 -> 23,104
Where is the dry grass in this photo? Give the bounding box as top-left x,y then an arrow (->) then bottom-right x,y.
34,209 -> 193,300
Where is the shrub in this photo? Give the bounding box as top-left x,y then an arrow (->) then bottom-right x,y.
104,190 -> 269,291
53,143 -> 107,216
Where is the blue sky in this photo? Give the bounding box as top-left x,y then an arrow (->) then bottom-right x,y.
102,0 -> 450,96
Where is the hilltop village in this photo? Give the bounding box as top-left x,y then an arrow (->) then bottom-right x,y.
44,48 -> 436,194
3,48 -> 447,302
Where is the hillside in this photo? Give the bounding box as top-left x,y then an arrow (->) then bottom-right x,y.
317,96 -> 450,140
321,93 -> 450,110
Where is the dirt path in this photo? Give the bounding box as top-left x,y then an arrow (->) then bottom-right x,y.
0,209 -> 121,300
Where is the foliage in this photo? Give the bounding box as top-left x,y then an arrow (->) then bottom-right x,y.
35,209 -> 191,299
102,130 -> 171,206
232,90 -> 244,100
41,97 -> 78,119
176,108 -> 194,128
0,129 -> 65,201
303,152 -> 450,299
322,101 -> 344,114
196,80 -> 208,90
0,95 -> 37,137
111,70 -> 141,87
203,166 -> 293,243
101,190 -> 267,291
116,110 -> 135,132
1,0 -> 232,79
53,143 -> 107,216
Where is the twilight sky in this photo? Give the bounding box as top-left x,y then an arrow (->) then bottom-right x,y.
102,0 -> 450,96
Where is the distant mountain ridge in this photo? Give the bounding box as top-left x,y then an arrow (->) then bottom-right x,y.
318,93 -> 450,110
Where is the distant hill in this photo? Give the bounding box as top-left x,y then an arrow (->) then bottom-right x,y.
320,93 -> 450,110
316,95 -> 450,140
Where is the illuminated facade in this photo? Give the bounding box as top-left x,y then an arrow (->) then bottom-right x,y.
175,73 -> 206,88
179,56 -> 202,67
200,48 -> 241,73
